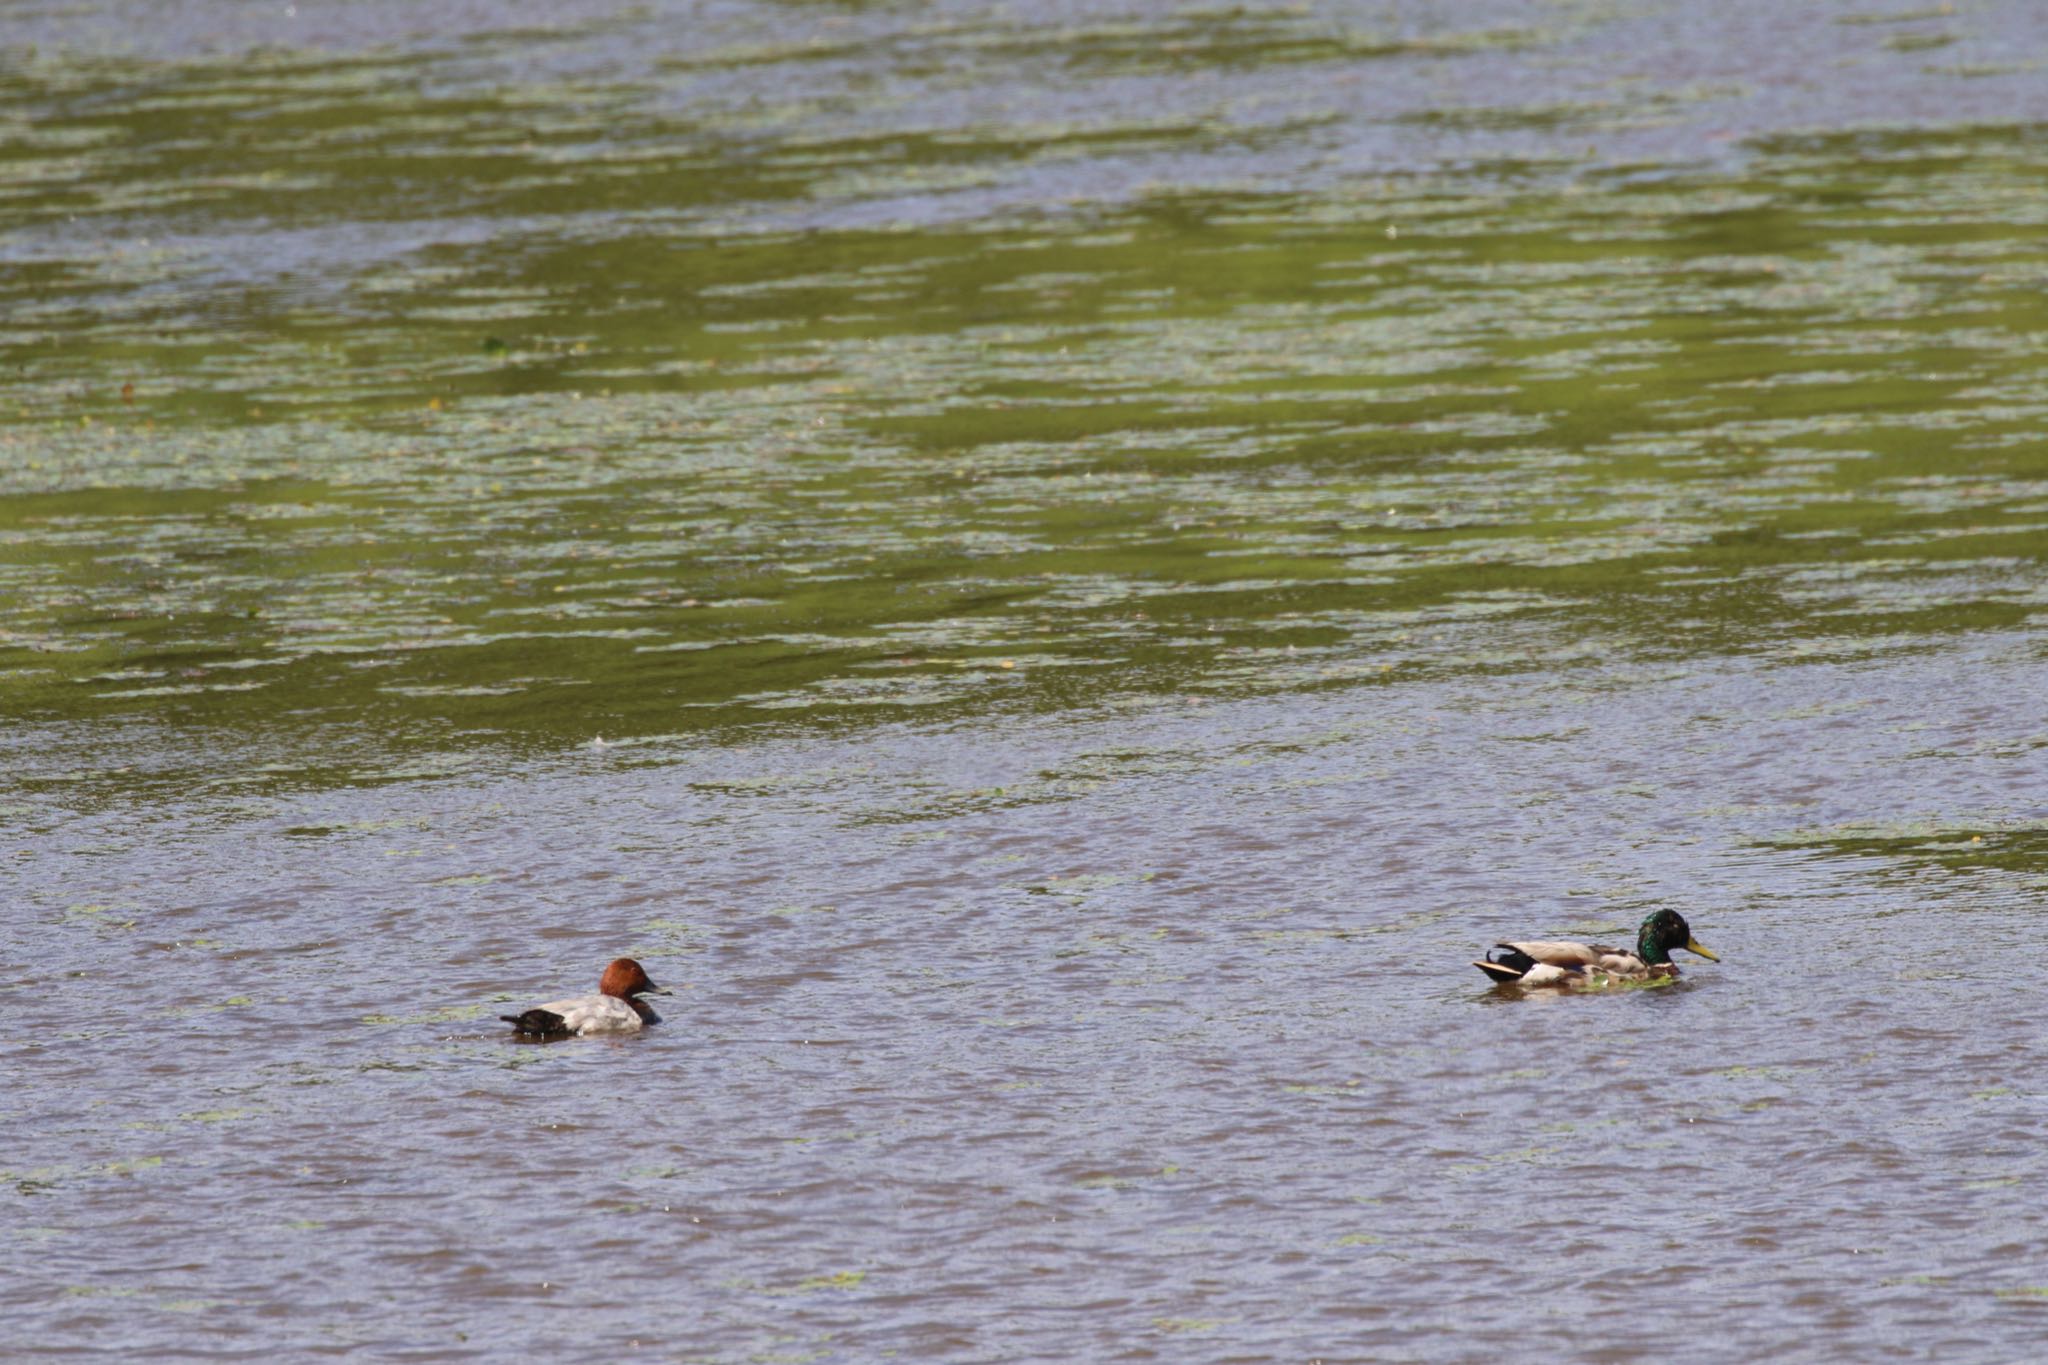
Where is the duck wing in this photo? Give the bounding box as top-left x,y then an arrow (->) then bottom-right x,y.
1476,938 -> 1653,985
504,992 -> 644,1036
1497,939 -> 1605,968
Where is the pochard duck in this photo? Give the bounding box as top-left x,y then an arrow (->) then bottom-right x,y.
501,957 -> 671,1036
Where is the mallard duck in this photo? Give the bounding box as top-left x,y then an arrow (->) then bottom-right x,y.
1475,909 -> 1718,987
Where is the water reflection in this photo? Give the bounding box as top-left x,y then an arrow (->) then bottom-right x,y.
9,135 -> 2048,798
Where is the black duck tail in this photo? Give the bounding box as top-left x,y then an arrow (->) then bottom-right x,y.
502,1008 -> 570,1035
1473,945 -> 1538,983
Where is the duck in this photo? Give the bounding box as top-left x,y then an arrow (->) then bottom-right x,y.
1475,909 -> 1718,988
501,957 -> 671,1036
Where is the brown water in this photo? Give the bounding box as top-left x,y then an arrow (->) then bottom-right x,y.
8,1 -> 2048,1359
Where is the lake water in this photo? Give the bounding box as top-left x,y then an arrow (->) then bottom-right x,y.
7,1 -> 2048,1359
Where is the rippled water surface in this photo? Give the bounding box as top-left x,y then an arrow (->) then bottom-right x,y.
8,1 -> 2048,1359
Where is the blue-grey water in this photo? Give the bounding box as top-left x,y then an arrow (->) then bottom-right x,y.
8,1 -> 2048,1359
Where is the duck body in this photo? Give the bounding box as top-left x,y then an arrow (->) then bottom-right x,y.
1475,910 -> 1717,988
502,957 -> 670,1036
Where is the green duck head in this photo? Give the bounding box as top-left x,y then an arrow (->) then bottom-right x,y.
1636,910 -> 1719,966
